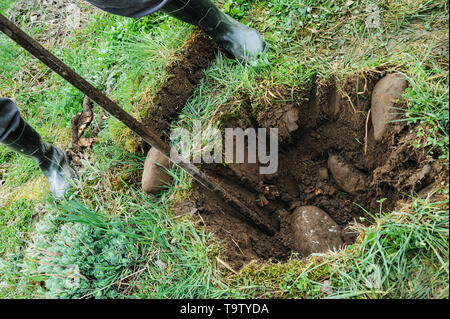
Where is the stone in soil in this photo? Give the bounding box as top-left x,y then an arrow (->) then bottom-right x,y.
257,105 -> 300,142
141,148 -> 172,194
328,155 -> 368,195
371,73 -> 408,141
318,168 -> 329,181
291,206 -> 343,256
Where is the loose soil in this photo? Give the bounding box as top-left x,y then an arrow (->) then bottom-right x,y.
174,71 -> 444,269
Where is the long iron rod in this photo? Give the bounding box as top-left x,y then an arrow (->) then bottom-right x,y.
0,14 -> 276,236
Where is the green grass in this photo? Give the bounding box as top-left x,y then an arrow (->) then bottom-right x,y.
1,146 -> 234,298
0,0 -> 448,299
0,0 -> 13,14
327,197 -> 449,298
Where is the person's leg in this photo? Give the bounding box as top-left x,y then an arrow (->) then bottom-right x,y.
161,0 -> 265,63
0,98 -> 76,197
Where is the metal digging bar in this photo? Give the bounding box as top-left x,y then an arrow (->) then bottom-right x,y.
0,14 -> 276,236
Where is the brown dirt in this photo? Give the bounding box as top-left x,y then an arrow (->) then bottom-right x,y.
173,71 -> 445,270
140,30 -> 217,151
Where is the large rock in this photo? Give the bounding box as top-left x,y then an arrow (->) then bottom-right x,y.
328,155 -> 368,195
371,73 -> 408,141
142,148 -> 173,194
291,206 -> 343,256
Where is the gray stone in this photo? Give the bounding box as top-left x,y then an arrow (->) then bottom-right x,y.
328,155 -> 368,195
371,73 -> 408,141
141,148 -> 173,194
291,206 -> 343,256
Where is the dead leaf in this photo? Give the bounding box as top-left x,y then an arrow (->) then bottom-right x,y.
78,137 -> 99,148
258,194 -> 269,207
313,187 -> 323,196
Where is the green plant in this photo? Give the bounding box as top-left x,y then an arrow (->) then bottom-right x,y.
400,54 -> 449,159
223,0 -> 252,19
0,0 -> 13,14
21,207 -> 139,299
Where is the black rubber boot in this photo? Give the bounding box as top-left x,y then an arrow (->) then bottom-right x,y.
161,0 -> 265,63
1,118 -> 76,198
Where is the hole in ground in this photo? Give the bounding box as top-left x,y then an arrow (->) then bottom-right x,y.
174,71 -> 443,269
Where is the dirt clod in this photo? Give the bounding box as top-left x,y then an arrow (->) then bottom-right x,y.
318,168 -> 329,181
257,106 -> 300,142
328,155 -> 369,195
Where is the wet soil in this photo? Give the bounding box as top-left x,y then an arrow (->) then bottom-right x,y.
174,72 -> 444,269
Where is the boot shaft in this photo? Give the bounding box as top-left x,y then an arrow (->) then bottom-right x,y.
162,0 -> 232,37
1,115 -> 76,197
1,117 -> 47,164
